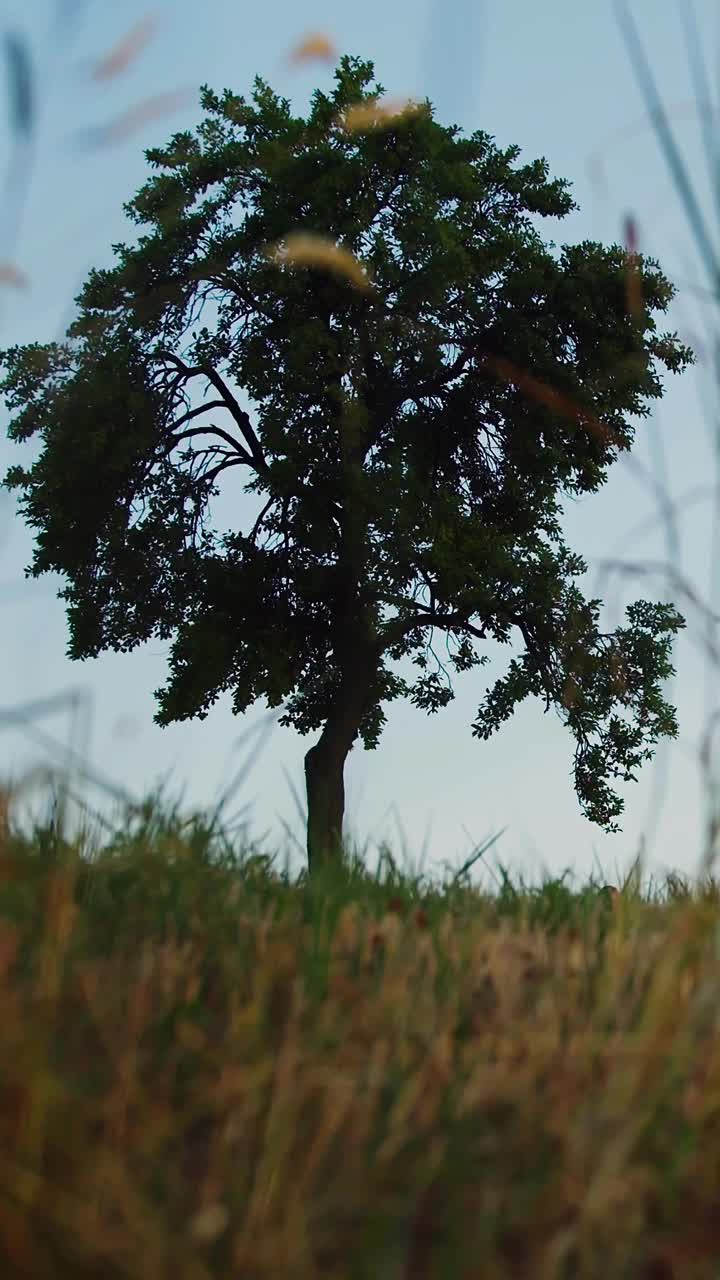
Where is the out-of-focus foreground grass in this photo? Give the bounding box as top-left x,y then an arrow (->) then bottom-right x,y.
0,764 -> 719,1280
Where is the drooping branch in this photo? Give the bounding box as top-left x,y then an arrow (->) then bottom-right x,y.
154,351 -> 207,381
171,399 -> 227,428
374,586 -> 557,707
376,595 -> 491,654
156,348 -> 270,477
199,455 -> 247,488
166,421 -> 255,463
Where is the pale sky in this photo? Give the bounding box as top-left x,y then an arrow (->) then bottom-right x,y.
2,0 -> 720,894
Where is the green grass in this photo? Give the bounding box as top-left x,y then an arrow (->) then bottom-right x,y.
0,749 -> 719,1278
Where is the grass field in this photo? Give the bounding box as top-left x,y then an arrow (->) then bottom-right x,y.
0,749 -> 719,1279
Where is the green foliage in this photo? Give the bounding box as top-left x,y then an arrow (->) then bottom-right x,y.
1,53 -> 693,837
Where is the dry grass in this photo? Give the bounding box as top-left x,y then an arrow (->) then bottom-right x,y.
0,771 -> 718,1278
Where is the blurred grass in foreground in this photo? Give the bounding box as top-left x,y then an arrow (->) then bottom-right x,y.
0,759 -> 719,1278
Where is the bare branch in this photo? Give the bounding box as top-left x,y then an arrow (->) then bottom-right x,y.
154,349 -> 206,380
171,399 -> 226,428
249,494 -> 276,545
156,347 -> 270,477
167,422 -> 255,463
189,454 -> 244,491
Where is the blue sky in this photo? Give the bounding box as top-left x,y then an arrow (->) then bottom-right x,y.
1,0 -> 719,893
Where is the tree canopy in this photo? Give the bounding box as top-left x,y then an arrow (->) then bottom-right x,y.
1,54 -> 693,869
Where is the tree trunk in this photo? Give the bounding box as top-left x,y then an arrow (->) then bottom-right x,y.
304,736 -> 348,869
305,416 -> 380,871
303,642 -> 379,872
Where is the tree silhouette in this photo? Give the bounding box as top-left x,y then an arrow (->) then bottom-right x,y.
1,55 -> 693,870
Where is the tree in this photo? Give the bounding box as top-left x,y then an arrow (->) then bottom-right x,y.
1,55 -> 693,872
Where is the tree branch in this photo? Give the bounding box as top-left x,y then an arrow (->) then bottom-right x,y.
364,344 -> 473,455
191,450 -> 240,480
172,399 -> 227,428
154,350 -> 206,380
167,422 -> 255,465
249,494 -> 276,545
375,596 -> 491,653
156,347 -> 271,477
